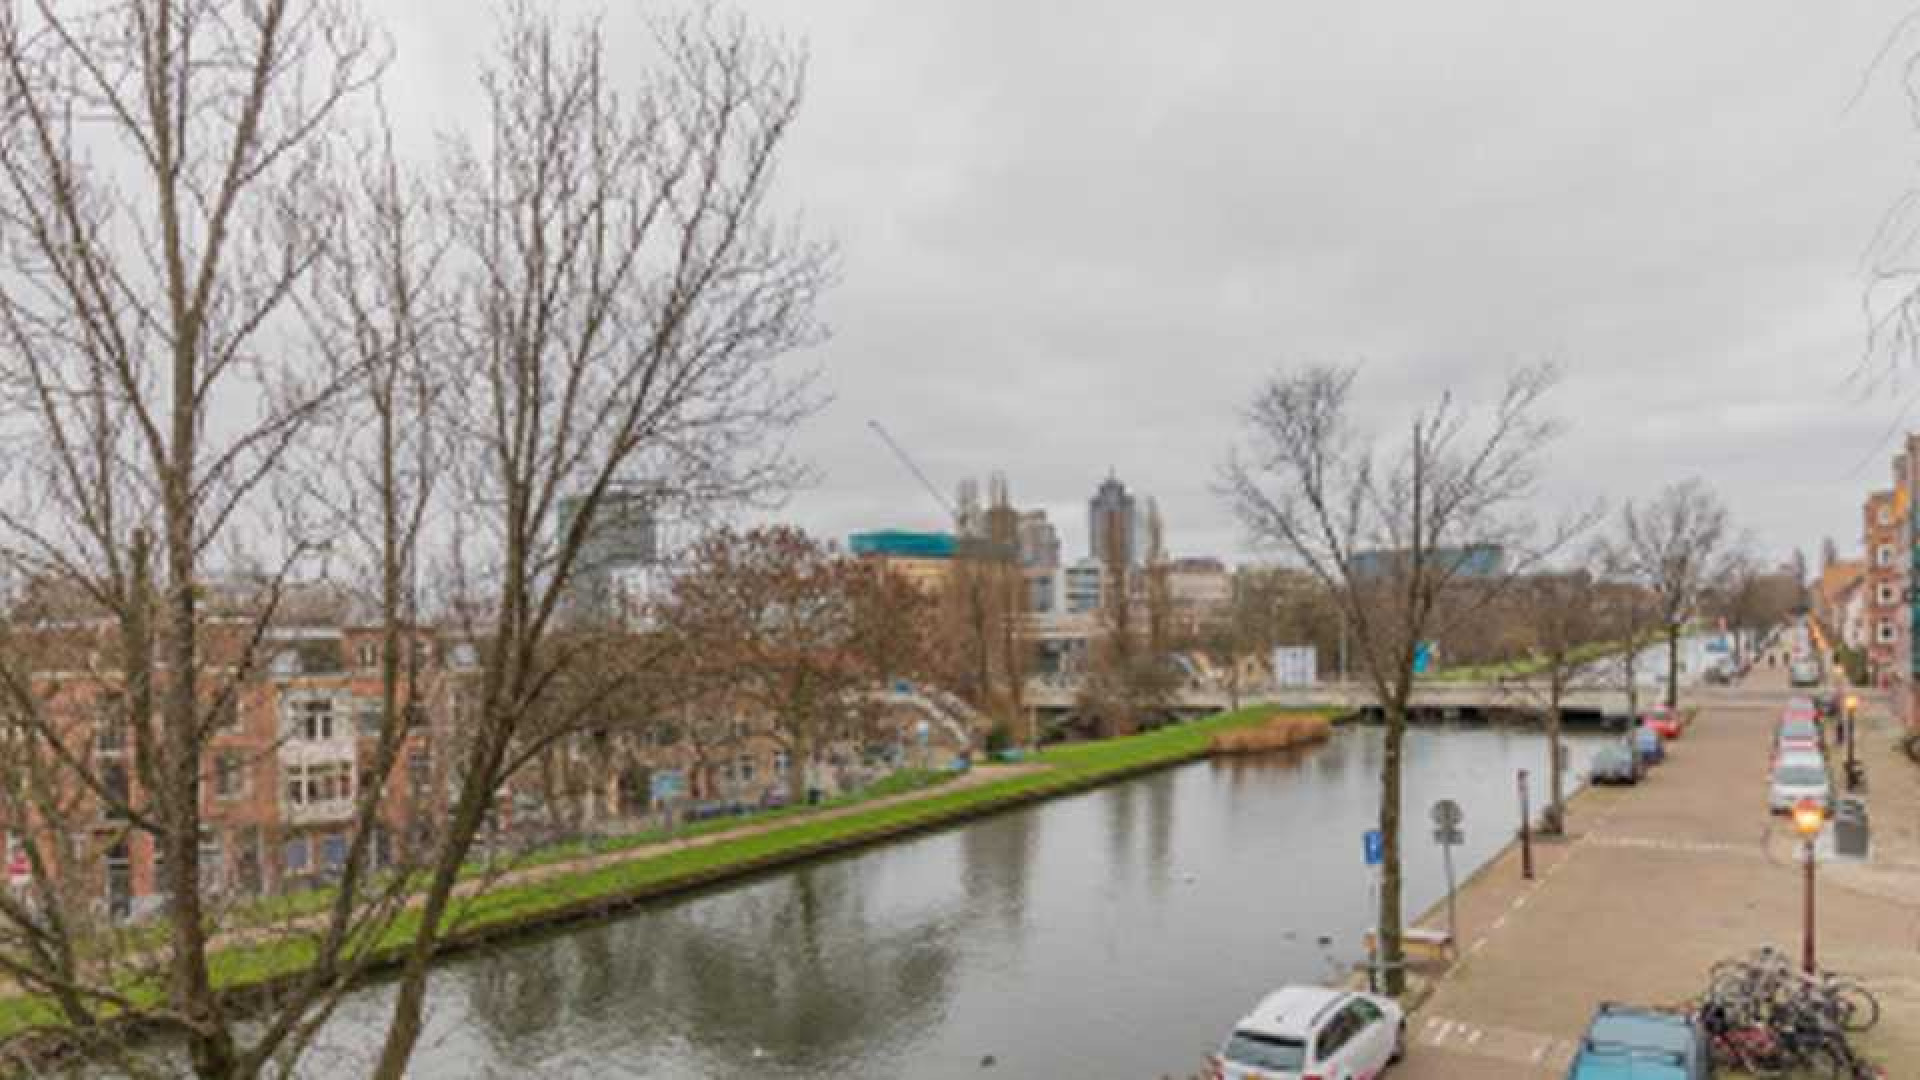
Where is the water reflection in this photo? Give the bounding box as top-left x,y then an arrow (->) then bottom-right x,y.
287,727 -> 1603,1080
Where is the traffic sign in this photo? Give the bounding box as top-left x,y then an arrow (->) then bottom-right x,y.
1430,799 -> 1463,829
1363,829 -> 1383,866
1433,826 -> 1464,846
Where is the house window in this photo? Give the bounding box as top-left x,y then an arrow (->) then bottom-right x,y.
407,749 -> 431,798
101,762 -> 129,821
94,715 -> 127,757
356,642 -> 379,669
1878,620 -> 1897,644
1879,583 -> 1898,607
320,832 -> 348,874
200,828 -> 223,889
291,698 -> 335,741
735,756 -> 756,785
283,836 -> 309,874
215,753 -> 247,799
1879,503 -> 1894,526
1877,545 -> 1895,568
356,702 -> 383,737
284,763 -> 353,806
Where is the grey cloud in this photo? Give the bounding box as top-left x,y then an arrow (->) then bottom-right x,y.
380,0 -> 1920,564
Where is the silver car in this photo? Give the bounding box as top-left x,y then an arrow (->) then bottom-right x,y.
1769,755 -> 1830,815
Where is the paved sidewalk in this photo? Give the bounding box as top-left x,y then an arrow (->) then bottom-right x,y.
1392,671 -> 1920,1078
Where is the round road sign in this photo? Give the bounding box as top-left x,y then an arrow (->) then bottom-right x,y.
1430,798 -> 1463,829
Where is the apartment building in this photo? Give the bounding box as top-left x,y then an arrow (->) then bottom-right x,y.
1864,489 -> 1902,687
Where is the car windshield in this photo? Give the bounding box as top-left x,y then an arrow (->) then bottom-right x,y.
1595,747 -> 1628,766
1222,1030 -> 1307,1070
1779,721 -> 1817,740
1775,765 -> 1826,787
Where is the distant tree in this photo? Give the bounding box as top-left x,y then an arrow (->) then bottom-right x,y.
1222,362 -> 1574,996
1713,553 -> 1804,658
939,474 -> 1028,736
1621,479 -> 1734,709
1198,569 -> 1288,709
1077,504 -> 1176,734
658,527 -> 937,801
1507,554 -> 1611,834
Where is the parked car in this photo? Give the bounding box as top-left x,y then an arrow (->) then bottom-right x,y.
1773,716 -> 1821,764
1564,1003 -> 1710,1079
1589,743 -> 1641,785
1209,985 -> 1404,1080
1643,705 -> 1683,740
1769,754 -> 1832,815
1633,726 -> 1664,766
1789,658 -> 1821,687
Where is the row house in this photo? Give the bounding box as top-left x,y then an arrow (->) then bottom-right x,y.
1859,434 -> 1920,731
4,607 -> 470,922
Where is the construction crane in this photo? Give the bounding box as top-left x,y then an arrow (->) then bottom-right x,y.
868,419 -> 958,522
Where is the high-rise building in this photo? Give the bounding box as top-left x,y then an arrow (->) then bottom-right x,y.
1088,473 -> 1143,567
1018,510 -> 1061,568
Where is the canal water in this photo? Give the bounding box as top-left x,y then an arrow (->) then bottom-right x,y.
288,726 -> 1607,1079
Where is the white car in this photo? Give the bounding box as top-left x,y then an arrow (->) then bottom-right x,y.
1210,985 -> 1404,1080
1769,753 -> 1831,815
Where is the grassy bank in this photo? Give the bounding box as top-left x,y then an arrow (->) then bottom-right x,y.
0,704 -> 1304,1040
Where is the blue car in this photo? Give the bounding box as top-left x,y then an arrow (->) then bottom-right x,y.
1565,1003 -> 1709,1079
1633,727 -> 1665,766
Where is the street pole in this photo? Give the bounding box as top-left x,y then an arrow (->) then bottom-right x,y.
1442,839 -> 1458,956
1845,700 -> 1858,791
1802,834 -> 1817,975
1518,769 -> 1534,880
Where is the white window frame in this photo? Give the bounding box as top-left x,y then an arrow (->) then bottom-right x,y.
214,753 -> 248,800
291,698 -> 335,741
1876,544 -> 1895,568
1878,504 -> 1894,526
1878,583 -> 1898,607
1878,620 -> 1897,644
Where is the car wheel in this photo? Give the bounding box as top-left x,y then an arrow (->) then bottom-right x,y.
1390,1018 -> 1405,1064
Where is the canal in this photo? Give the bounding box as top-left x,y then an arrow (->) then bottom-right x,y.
292,726 -> 1608,1079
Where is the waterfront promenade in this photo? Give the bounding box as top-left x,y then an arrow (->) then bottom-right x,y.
1394,669 -> 1920,1077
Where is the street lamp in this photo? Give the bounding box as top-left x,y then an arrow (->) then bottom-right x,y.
1791,797 -> 1824,974
1844,694 -> 1861,792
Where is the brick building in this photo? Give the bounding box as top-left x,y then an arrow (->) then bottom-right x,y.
1863,489 -> 1902,687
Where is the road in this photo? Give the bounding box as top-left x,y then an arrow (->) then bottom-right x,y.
1392,667 -> 1920,1077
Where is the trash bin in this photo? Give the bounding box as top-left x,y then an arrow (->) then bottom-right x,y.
1833,796 -> 1869,858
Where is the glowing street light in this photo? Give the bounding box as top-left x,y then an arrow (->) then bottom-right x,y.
1792,797 -> 1824,974
1844,694 -> 1862,792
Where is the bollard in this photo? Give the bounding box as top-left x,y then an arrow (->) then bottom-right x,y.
1518,769 -> 1534,880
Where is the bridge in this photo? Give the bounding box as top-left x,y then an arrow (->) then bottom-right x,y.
1021,675 -> 1791,719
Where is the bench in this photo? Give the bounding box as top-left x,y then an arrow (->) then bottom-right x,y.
1363,926 -> 1454,965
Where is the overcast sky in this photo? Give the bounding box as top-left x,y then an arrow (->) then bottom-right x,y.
387,2 -> 1920,567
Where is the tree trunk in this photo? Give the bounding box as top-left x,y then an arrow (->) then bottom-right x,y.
1665,624 -> 1680,708
371,759 -> 497,1079
1543,699 -> 1565,835
1378,694 -> 1407,996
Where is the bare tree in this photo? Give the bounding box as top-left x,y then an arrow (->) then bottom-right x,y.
1077,501 -> 1175,735
1621,479 -> 1733,709
0,0 -> 389,1074
1221,363 -> 1573,995
362,7 -> 827,1076
656,526 -> 936,798
1505,555 -> 1611,834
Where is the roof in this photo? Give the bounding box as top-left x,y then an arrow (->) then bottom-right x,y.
1236,986 -> 1344,1038
1570,1005 -> 1696,1078
849,530 -> 956,559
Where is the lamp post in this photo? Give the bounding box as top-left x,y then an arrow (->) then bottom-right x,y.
1792,797 -> 1824,974
1844,694 -> 1860,791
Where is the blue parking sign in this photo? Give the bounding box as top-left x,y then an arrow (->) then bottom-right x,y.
1363,829 -> 1383,866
